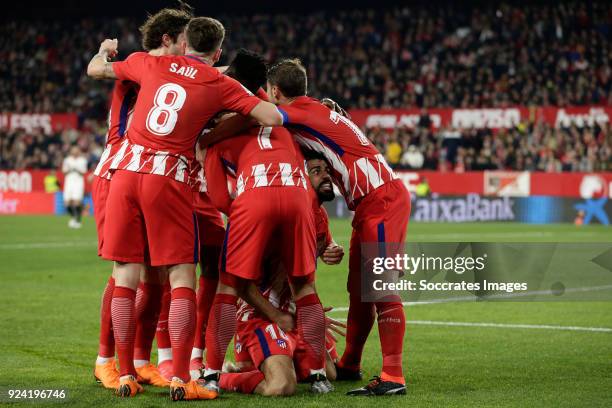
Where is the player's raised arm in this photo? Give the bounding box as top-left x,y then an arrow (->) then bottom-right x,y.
87,39 -> 118,79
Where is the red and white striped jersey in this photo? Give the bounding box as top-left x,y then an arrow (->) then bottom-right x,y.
203,125 -> 308,214
278,96 -> 397,210
109,52 -> 263,184
93,80 -> 138,179
106,140 -> 192,183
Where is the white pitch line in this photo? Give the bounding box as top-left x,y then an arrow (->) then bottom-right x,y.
329,284 -> 612,312
0,241 -> 97,250
332,317 -> 612,333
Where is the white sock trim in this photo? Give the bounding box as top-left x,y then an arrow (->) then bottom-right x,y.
157,348 -> 173,364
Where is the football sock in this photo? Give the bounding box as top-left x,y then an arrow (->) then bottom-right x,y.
376,300 -> 406,384
75,205 -> 83,222
295,293 -> 326,372
66,205 -> 74,218
134,282 -> 164,363
326,333 -> 339,361
111,286 -> 137,377
220,370 -> 264,394
194,274 -> 218,351
204,293 -> 238,373
338,295 -> 375,371
98,276 -> 115,359
156,283 -> 172,363
169,287 -> 196,383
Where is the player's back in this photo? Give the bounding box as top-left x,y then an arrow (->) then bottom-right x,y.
279,96 -> 397,209
213,125 -> 308,195
113,52 -> 261,162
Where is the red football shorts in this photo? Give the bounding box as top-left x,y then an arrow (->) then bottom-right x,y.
92,176 -> 111,256
221,187 -> 316,281
234,319 -> 297,369
102,170 -> 197,266
347,179 -> 411,295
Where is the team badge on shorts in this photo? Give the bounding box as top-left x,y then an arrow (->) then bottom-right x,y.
235,342 -> 242,353
276,339 -> 287,349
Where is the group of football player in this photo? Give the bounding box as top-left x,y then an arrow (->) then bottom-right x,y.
87,5 -> 410,401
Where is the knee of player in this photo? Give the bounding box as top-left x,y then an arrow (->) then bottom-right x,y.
262,377 -> 296,396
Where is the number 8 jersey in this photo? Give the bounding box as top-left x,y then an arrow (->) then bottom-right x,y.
110,52 -> 262,183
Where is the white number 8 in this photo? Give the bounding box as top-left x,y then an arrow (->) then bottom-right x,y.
146,83 -> 186,136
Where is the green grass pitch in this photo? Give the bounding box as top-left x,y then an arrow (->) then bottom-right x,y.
0,216 -> 611,407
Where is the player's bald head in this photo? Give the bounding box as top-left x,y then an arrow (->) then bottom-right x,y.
185,17 -> 225,55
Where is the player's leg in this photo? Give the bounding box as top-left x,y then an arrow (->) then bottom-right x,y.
347,181 -> 410,396
337,229 -> 376,380
134,266 -> 168,387
141,176 -> 216,400
92,177 -> 120,388
155,283 -> 172,380
202,277 -> 243,388
102,170 -> 149,397
282,188 -> 330,392
203,192 -> 271,388
190,209 -> 224,377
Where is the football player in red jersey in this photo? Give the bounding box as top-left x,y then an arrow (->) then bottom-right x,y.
268,59 -> 411,396
87,17 -> 282,400
196,49 -> 329,395
92,7 -> 192,390
216,150 -> 346,396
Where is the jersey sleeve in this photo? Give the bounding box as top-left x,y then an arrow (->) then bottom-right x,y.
112,52 -> 148,84
276,104 -> 307,126
61,158 -> 69,173
203,146 -> 233,215
218,75 -> 262,116
77,158 -> 88,174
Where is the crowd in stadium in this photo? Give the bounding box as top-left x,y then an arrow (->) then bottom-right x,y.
1,1 -> 611,171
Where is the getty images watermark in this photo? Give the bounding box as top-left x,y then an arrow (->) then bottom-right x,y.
360,242 -> 612,303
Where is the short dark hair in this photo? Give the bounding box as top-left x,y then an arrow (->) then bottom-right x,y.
267,58 -> 307,97
139,6 -> 193,51
185,17 -> 225,54
225,49 -> 267,94
302,149 -> 327,163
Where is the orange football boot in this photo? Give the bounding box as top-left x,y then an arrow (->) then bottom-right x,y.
116,375 -> 143,397
136,363 -> 170,387
94,359 -> 120,389
170,378 -> 218,401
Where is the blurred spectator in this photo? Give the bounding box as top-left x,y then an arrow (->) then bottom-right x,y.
400,145 -> 424,169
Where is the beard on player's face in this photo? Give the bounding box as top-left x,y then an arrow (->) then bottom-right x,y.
316,178 -> 335,202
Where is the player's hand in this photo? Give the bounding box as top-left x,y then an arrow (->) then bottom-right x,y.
323,306 -> 347,342
322,243 -> 344,265
275,311 -> 295,333
99,39 -> 118,59
321,98 -> 351,119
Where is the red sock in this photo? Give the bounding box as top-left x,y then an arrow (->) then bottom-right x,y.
98,276 -> 115,358
156,283 -> 171,350
111,286 -> 137,377
220,370 -> 264,394
338,294 -> 375,371
134,282 -> 164,361
204,293 -> 237,372
295,293 -> 326,373
376,300 -> 405,384
169,287 -> 196,382
194,275 -> 218,350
